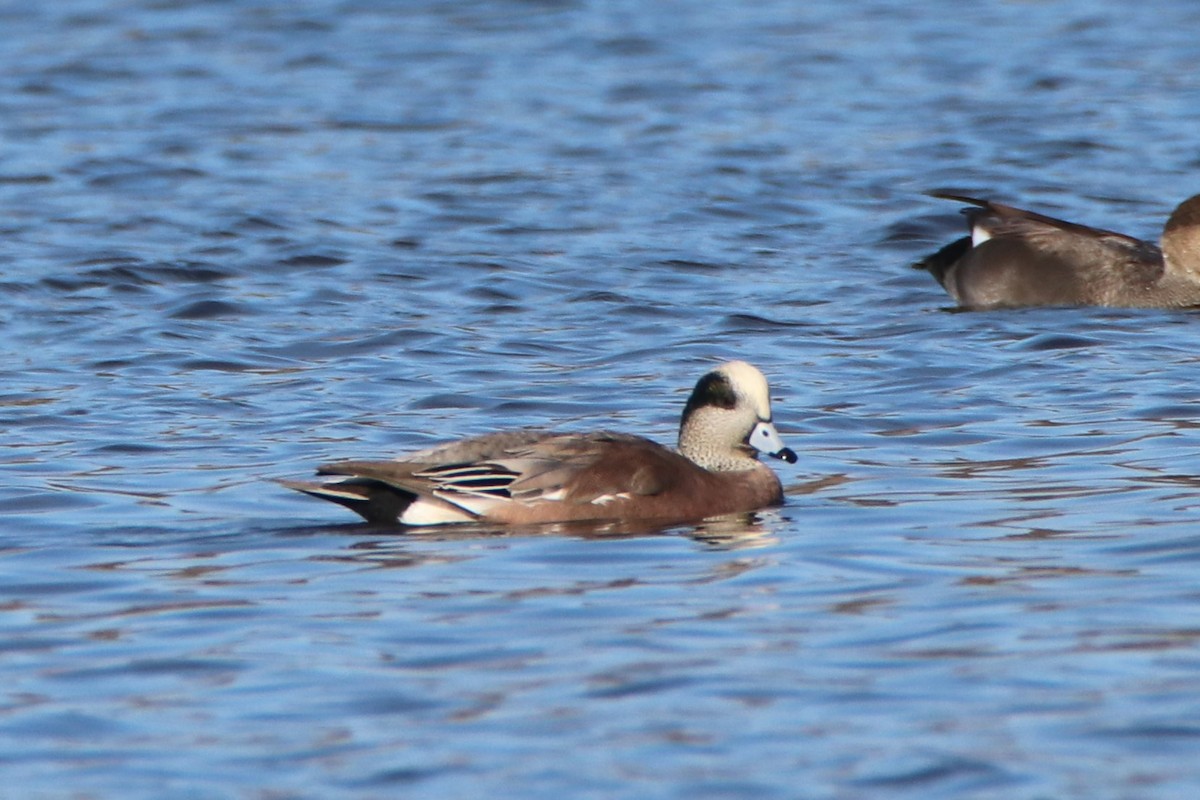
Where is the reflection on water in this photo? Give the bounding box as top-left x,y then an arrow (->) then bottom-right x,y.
302,510 -> 787,553
4,0 -> 1200,797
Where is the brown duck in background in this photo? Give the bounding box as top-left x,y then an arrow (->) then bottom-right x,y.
913,192 -> 1200,309
283,361 -> 797,526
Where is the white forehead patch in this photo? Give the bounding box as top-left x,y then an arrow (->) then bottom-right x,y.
715,360 -> 772,419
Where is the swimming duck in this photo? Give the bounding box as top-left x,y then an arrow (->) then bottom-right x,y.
914,192 -> 1200,309
283,360 -> 797,526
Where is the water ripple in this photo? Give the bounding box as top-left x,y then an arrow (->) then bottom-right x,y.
3,0 -> 1200,798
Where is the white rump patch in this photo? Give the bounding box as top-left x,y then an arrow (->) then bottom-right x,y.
971,224 -> 992,247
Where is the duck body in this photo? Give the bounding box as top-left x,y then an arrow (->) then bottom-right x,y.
914,192 -> 1200,309
284,361 -> 796,526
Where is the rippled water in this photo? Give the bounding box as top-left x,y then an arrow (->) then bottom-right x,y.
4,0 -> 1200,797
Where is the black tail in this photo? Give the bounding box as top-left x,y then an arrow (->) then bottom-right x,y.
281,478 -> 415,524
912,235 -> 970,287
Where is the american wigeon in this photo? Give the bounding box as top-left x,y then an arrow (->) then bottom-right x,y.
283,360 -> 798,526
913,192 -> 1200,309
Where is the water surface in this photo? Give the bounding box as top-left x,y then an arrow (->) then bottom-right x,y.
3,1 -> 1200,797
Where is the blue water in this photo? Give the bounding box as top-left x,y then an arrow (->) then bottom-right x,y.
4,0 -> 1200,797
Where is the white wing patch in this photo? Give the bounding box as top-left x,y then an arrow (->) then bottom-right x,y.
417,463 -> 518,500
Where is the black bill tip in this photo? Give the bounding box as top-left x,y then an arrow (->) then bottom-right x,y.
772,447 -> 798,464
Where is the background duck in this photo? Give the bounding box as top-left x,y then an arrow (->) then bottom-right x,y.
914,192 -> 1200,309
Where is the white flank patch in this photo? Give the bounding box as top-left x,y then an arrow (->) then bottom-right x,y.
400,499 -> 478,526
971,224 -> 992,247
